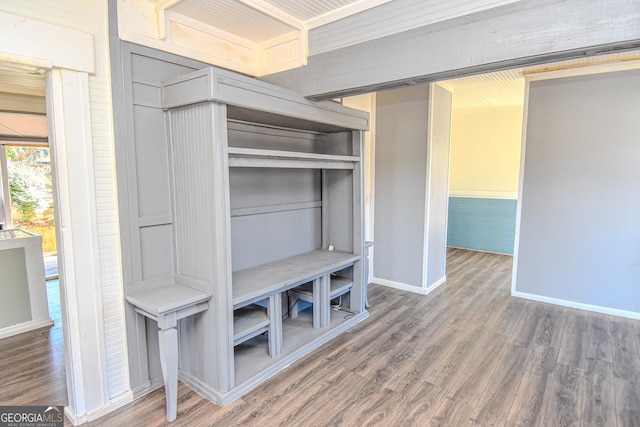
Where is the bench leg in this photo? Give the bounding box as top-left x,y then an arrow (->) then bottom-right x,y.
158,327 -> 178,422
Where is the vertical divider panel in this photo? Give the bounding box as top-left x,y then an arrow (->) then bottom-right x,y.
166,101 -> 234,393
350,130 -> 365,312
321,170 -> 330,249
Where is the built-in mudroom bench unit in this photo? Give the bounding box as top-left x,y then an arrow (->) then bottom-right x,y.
123,64 -> 370,416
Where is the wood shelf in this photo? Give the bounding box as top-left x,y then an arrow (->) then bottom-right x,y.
232,249 -> 359,309
228,147 -> 358,170
233,306 -> 269,346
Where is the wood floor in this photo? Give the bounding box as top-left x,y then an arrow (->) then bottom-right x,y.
0,279 -> 66,406
2,249 -> 639,426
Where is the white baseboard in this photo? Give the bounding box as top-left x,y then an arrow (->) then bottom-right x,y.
88,391 -> 134,422
372,276 -> 447,296
64,390 -> 133,425
372,277 -> 428,295
64,406 -> 85,426
0,318 -> 54,339
428,276 -> 447,292
512,290 -> 640,320
448,245 -> 514,256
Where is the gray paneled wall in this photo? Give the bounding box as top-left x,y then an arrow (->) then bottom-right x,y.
514,68 -> 640,315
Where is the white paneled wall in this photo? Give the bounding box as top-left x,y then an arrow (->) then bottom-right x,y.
0,0 -> 128,400
449,105 -> 523,198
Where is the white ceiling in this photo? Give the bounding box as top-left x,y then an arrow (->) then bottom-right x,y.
162,0 -> 394,42
169,0 -> 388,43
0,112 -> 48,140
267,0 -> 365,22
0,69 -> 45,97
170,0 -> 296,43
0,69 -> 47,141
441,49 -> 640,109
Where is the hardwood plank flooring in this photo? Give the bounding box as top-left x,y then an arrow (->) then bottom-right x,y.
3,248 -> 640,426
0,279 -> 66,407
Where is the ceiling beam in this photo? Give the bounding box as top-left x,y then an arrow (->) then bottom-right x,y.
236,0 -> 305,30
156,0 -> 186,39
307,0 -> 393,30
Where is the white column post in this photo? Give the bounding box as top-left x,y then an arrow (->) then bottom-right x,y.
46,68 -> 111,424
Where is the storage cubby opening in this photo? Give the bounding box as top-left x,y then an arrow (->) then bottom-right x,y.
233,306 -> 356,386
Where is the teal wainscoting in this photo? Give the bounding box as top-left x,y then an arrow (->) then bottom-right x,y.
447,197 -> 517,254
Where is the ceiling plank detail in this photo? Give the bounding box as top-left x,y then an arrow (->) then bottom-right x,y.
117,0 -> 395,76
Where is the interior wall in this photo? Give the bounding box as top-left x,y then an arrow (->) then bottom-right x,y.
514,67 -> 640,316
448,105 -> 523,254
373,85 -> 429,289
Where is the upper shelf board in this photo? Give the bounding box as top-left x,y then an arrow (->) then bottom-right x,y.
161,66 -> 369,133
228,147 -> 358,169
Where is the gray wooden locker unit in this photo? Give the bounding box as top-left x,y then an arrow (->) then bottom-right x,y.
160,66 -> 370,405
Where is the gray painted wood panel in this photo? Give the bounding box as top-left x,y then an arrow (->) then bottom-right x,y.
139,225 -> 173,281
111,42 -> 211,394
229,168 -> 320,209
162,68 -> 370,131
325,170 -> 354,253
132,104 -> 171,219
229,166 -> 322,271
231,208 -> 321,271
228,121 -> 326,154
167,101 -> 234,392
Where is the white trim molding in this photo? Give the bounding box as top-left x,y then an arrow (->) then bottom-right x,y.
512,290 -> 640,320
510,80 -> 530,296
448,190 -> 518,199
47,68 -> 111,424
372,276 -> 447,295
373,277 -> 428,294
0,318 -> 54,340
0,10 -> 95,74
427,275 -> 447,292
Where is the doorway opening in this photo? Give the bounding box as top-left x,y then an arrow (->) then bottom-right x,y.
0,70 -> 66,405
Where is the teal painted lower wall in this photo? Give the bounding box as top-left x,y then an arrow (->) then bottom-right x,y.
447,197 -> 517,255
